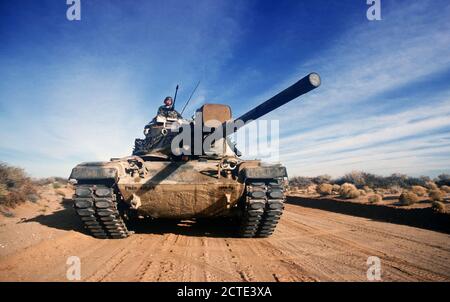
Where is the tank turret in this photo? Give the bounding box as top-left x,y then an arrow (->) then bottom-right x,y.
134,73 -> 321,158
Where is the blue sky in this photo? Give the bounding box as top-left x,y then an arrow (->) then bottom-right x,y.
1,0 -> 449,178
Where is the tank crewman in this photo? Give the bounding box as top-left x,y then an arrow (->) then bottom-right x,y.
157,96 -> 182,119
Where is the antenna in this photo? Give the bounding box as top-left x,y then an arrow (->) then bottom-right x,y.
180,80 -> 201,115
172,84 -> 179,109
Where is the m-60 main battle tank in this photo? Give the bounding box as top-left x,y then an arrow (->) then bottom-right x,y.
69,73 -> 321,239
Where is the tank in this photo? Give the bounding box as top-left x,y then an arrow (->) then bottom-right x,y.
69,73 -> 321,239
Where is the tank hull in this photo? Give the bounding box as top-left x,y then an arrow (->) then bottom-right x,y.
117,161 -> 245,218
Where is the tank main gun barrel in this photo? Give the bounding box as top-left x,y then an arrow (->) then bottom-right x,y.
232,72 -> 321,129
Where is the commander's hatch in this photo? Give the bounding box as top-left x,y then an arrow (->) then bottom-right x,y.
200,104 -> 232,126
198,104 -> 235,157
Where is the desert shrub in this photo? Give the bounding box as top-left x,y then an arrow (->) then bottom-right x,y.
306,185 -> 317,195
399,191 -> 419,206
290,175 -> 334,188
53,177 -> 68,184
291,172 -> 449,195
363,186 -> 374,194
33,177 -> 55,186
425,182 -> 438,190
0,209 -> 15,218
334,171 -> 429,189
34,177 -> 68,186
374,188 -> 385,197
347,190 -> 361,199
337,171 -> 366,188
52,182 -> 62,189
387,186 -> 402,194
340,183 -> 357,192
311,175 -> 332,185
339,183 -> 360,199
440,185 -> 450,193
0,184 -> 7,201
0,162 -> 38,207
435,174 -> 450,186
28,194 -> 39,203
411,186 -> 427,197
368,194 -> 383,203
428,189 -> 444,202
431,201 -> 446,214
332,184 -> 340,193
317,183 -> 333,196
289,177 -> 313,189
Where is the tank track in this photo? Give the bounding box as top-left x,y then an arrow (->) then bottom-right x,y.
240,180 -> 285,238
73,183 -> 131,239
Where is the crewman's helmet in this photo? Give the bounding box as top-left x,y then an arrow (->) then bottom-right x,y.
164,97 -> 173,106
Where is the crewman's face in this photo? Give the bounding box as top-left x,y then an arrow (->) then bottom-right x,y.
164,98 -> 173,106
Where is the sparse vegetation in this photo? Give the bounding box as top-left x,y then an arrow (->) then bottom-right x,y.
317,183 -> 333,196
0,162 -> 69,209
52,182 -> 62,189
289,176 -> 313,189
399,191 -> 419,206
34,177 -> 68,186
363,186 -> 374,194
332,184 -> 340,193
431,201 -> 446,214
334,171 -> 431,189
440,185 -> 450,193
0,162 -> 38,208
339,183 -> 360,199
435,174 -> 450,187
425,182 -> 438,191
368,194 -> 383,204
311,175 -> 332,185
411,186 -> 427,197
428,189 -> 444,202
290,171 -> 447,191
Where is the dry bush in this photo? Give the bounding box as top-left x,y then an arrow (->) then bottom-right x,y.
388,186 -> 402,194
428,189 -> 444,202
332,184 -> 340,193
289,176 -> 313,189
52,182 -> 62,189
425,182 -> 438,190
0,163 -> 38,208
411,186 -> 427,197
311,175 -> 332,185
0,184 -> 7,201
306,184 -> 317,195
374,188 -> 385,198
431,201 -> 446,214
399,191 -> 419,206
363,186 -> 374,194
440,185 -> 450,193
317,183 -> 333,196
339,183 -> 360,199
347,190 -> 361,199
368,194 -> 383,204
435,174 -> 450,187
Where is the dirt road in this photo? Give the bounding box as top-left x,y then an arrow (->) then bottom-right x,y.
0,188 -> 449,281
